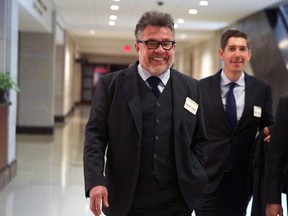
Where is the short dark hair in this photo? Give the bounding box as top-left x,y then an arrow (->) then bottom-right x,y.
134,10 -> 175,40
220,29 -> 249,50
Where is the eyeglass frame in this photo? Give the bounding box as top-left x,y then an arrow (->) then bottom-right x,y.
136,40 -> 176,50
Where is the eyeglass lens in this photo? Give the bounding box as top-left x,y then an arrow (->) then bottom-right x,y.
147,41 -> 173,49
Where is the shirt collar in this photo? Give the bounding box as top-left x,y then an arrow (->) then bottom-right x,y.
137,64 -> 170,86
220,69 -> 245,87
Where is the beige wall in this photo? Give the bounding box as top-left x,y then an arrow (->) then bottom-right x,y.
55,31 -> 80,117
54,44 -> 65,116
63,33 -> 76,116
18,32 -> 55,127
73,61 -> 82,104
174,32 -> 221,80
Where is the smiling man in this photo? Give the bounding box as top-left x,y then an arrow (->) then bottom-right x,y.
194,29 -> 274,216
83,10 -> 208,216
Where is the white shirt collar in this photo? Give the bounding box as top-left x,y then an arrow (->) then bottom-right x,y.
137,64 -> 170,86
220,69 -> 245,87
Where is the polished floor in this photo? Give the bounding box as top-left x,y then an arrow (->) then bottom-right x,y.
0,105 -> 286,216
0,105 -> 93,216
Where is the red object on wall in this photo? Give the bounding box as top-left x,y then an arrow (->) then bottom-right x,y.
123,45 -> 131,52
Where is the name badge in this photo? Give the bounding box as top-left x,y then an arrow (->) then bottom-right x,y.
253,106 -> 262,118
184,97 -> 198,115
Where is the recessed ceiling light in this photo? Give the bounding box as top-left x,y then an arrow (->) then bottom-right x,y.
177,19 -> 185,24
109,21 -> 116,26
174,23 -> 178,28
188,9 -> 198,15
113,0 -> 121,1
199,1 -> 208,6
90,30 -> 95,34
110,5 -> 119,10
109,15 -> 117,20
179,34 -> 187,39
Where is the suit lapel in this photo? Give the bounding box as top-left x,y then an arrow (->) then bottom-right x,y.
121,65 -> 142,138
207,72 -> 231,129
171,71 -> 186,134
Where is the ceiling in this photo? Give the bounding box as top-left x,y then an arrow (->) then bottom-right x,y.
20,0 -> 284,56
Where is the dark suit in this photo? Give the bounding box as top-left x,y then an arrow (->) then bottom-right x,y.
84,62 -> 208,216
195,70 -> 274,215
250,128 -> 270,216
265,91 -> 288,205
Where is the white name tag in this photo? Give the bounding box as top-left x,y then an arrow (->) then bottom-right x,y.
253,106 -> 262,118
184,97 -> 198,115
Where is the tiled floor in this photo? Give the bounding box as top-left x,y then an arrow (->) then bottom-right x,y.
0,105 -> 286,216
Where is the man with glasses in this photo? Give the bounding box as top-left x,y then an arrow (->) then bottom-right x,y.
84,10 -> 208,216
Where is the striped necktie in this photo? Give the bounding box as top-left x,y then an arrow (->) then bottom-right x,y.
147,76 -> 161,98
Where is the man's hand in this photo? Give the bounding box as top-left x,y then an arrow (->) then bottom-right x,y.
266,204 -> 283,216
89,185 -> 109,216
264,126 -> 271,143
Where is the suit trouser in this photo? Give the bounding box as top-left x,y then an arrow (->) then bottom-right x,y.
127,201 -> 192,216
194,171 -> 251,216
128,177 -> 192,216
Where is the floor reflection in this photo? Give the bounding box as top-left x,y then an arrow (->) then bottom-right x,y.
0,105 -> 95,216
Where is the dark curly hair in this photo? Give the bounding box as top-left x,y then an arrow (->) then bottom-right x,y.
134,10 -> 175,41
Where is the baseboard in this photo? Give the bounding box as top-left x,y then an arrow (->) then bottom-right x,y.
54,106 -> 76,123
0,160 -> 17,192
16,126 -> 53,134
54,116 -> 65,122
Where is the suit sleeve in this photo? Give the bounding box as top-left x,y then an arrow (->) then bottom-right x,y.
83,78 -> 109,197
260,85 -> 274,129
265,93 -> 288,204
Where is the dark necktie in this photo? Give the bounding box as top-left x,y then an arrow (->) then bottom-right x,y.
226,82 -> 237,131
147,76 -> 161,98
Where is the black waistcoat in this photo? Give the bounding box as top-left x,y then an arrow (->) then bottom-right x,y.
130,76 -> 185,210
137,76 -> 177,188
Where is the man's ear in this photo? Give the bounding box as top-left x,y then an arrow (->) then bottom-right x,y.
135,42 -> 139,52
247,49 -> 252,61
218,48 -> 224,60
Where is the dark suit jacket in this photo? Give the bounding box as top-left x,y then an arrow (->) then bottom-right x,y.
265,91 -> 288,204
250,129 -> 269,216
199,70 -> 274,194
83,62 -> 208,216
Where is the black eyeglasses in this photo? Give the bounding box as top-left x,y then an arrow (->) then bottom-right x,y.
137,40 -> 176,50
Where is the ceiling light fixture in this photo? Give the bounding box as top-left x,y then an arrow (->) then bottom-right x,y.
109,21 -> 116,26
188,9 -> 198,15
199,1 -> 208,6
109,15 -> 117,20
179,34 -> 187,39
110,5 -> 119,10
177,19 -> 185,24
